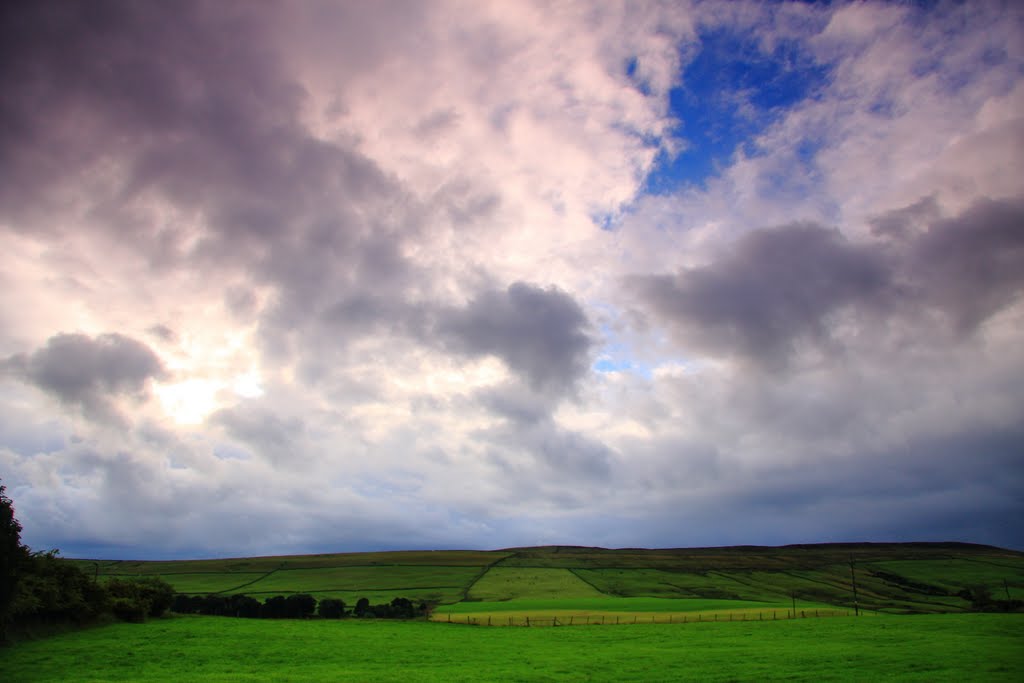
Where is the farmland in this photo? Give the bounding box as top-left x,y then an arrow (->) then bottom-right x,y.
5,543 -> 1021,681
4,613 -> 1022,682
65,542 -> 1024,622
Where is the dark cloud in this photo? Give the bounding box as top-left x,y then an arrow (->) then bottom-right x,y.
630,223 -> 891,365
438,282 -> 594,392
632,196 -> 1024,364
2,333 -> 165,422
909,196 -> 1024,334
0,0 -> 419,346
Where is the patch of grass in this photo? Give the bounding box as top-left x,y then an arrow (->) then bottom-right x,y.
97,572 -> 268,595
3,613 -> 1022,682
867,559 -> 1024,598
466,567 -> 604,601
431,596 -> 845,626
244,565 -> 480,593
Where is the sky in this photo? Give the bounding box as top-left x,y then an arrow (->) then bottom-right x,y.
1,0 -> 1023,559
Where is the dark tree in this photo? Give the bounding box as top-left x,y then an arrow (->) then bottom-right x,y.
354,597 -> 370,617
390,597 -> 415,619
284,593 -> 317,619
1,482 -> 30,641
171,594 -> 200,614
261,595 -> 288,619
318,598 -> 346,619
13,551 -> 110,625
229,594 -> 261,618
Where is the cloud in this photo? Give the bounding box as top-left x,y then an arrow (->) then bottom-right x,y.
630,194 -> 1024,366
437,282 -> 593,393
907,196 -> 1024,333
629,223 -> 891,366
3,333 -> 165,423
1,1 -> 1022,558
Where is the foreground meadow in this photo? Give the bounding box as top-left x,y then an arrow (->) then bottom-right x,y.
4,613 -> 1022,682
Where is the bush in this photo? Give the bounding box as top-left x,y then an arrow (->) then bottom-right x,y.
110,596 -> 147,623
12,553 -> 110,625
318,598 -> 346,619
285,594 -> 317,619
105,576 -> 174,621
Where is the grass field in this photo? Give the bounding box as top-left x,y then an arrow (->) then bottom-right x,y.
431,596 -> 847,626
62,543 -> 1024,616
465,567 -> 605,600
4,613 -> 1022,682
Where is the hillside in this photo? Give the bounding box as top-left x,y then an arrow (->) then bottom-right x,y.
66,542 -> 1024,615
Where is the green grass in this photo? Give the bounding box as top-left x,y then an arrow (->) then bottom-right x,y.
466,567 -> 604,601
866,559 -> 1024,598
431,596 -> 846,626
61,543 -> 1024,613
243,566 -> 480,593
99,572 -> 268,595
3,614 -> 1021,681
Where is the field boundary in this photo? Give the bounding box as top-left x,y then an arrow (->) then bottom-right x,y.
567,567 -> 608,594
212,567 -> 283,595
438,608 -> 860,627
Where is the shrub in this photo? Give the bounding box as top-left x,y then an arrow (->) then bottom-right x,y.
318,598 -> 346,619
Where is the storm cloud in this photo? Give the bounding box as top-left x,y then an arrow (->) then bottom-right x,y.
438,283 -> 593,393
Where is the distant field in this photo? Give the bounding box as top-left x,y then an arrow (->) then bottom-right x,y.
431,596 -> 847,626
5,614 -> 1022,682
63,543 -> 1024,616
466,567 -> 604,600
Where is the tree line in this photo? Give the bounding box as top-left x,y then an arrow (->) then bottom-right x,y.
170,593 -> 428,619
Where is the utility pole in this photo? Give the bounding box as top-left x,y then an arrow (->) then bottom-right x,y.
849,555 -> 860,616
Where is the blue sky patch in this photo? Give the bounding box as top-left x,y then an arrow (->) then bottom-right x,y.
643,28 -> 831,195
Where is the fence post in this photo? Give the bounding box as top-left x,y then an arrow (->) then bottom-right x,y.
586,616 -> 590,625
634,615 -> 637,624
714,613 -> 718,621
602,615 -> 606,625
526,617 -> 530,627
447,613 -> 451,623
569,616 -> 574,626
616,616 -> 620,625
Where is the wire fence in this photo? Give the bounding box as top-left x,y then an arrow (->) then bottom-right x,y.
439,608 -> 858,627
